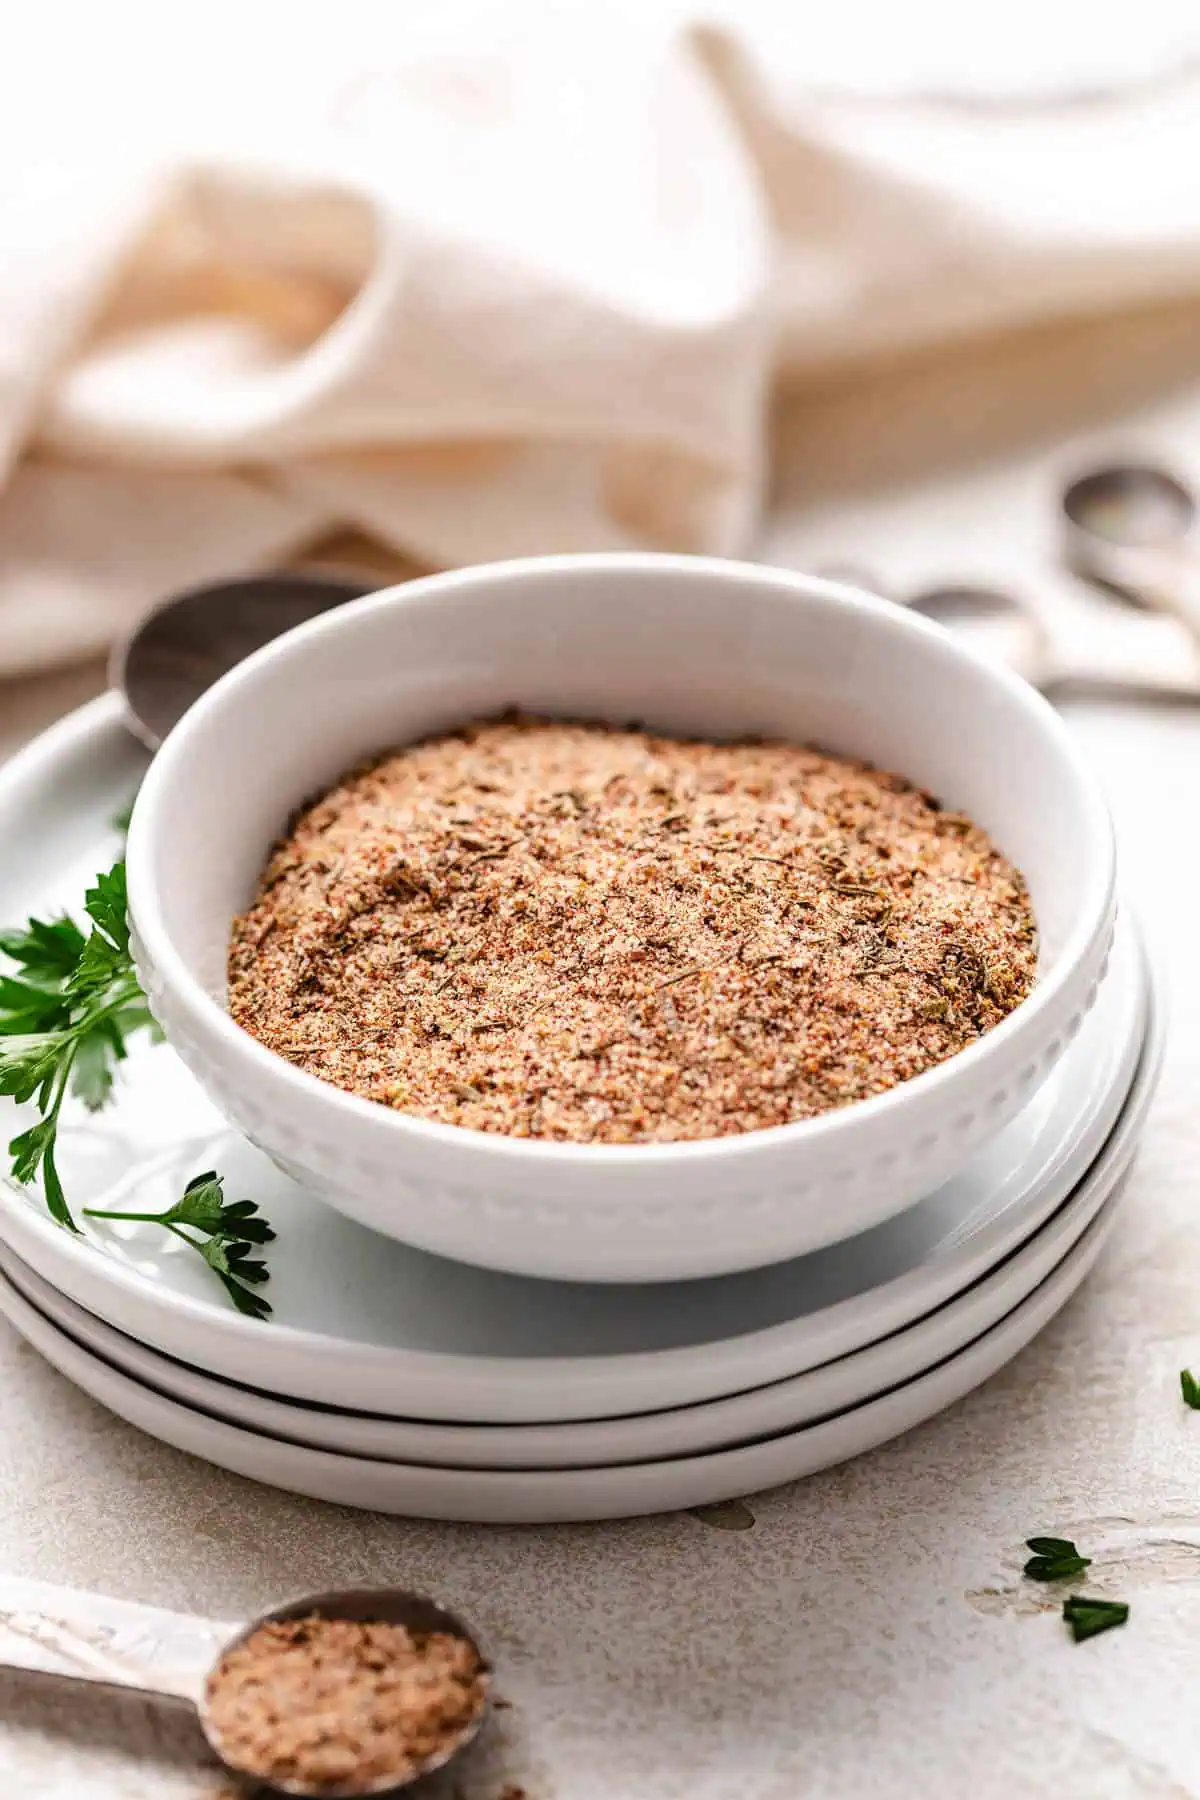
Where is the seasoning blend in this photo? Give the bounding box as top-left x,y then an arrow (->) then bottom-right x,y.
230,717 -> 1036,1144
204,1612 -> 490,1796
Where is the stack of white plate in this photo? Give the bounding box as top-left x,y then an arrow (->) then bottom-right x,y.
0,701 -> 1163,1523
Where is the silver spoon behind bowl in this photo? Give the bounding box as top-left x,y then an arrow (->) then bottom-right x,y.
6,1583 -> 490,1798
110,571 -> 376,750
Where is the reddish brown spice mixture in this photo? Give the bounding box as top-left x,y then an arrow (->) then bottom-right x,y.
204,1614 -> 488,1795
228,718 -> 1037,1144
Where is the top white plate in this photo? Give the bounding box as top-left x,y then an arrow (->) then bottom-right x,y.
0,698 -> 1146,1422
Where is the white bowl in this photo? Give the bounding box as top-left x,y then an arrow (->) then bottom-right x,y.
126,555 -> 1116,1282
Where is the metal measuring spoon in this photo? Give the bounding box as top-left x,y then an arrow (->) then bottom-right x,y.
2,1582 -> 490,1797
1062,463 -> 1200,644
110,571 -> 375,750
900,579 -> 1200,698
814,539 -> 1200,699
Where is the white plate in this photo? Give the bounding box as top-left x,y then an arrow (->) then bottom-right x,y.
0,975 -> 1159,1468
0,699 -> 1148,1422
0,1195 -> 1125,1521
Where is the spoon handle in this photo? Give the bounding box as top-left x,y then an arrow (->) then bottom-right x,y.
0,1573 -> 231,1706
1137,546 -> 1200,646
1074,538 -> 1200,645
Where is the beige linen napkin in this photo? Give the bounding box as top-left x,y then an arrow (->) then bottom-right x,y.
3,1 -> 1200,676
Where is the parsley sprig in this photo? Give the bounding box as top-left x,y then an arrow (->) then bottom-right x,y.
0,862 -> 273,1317
84,1170 -> 275,1319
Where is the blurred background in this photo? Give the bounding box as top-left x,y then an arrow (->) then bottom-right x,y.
6,0 -> 1200,747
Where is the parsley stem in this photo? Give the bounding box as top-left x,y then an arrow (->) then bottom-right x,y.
81,1208 -> 166,1224
165,1221 -> 203,1247
41,1059 -> 78,1231
78,983 -> 144,1035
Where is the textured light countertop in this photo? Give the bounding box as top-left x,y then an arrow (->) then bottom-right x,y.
5,315 -> 1200,1796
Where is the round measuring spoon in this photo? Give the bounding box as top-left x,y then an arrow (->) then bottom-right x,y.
6,1584 -> 491,1797
110,570 -> 375,750
813,551 -> 1200,698
1062,463 -> 1200,645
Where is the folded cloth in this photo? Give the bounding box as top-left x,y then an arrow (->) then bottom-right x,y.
3,1 -> 1200,676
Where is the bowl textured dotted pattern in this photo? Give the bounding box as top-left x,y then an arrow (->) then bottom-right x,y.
126,556 -> 1117,1281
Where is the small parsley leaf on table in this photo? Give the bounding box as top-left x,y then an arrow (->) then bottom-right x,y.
1062,1595 -> 1129,1643
1181,1369 -> 1200,1409
1023,1536 -> 1092,1582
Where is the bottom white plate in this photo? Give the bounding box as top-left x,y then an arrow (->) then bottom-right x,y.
0,1190 -> 1124,1522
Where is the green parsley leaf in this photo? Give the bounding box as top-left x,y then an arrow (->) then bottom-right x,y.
1062,1595 -> 1129,1643
1,1035 -> 64,1110
1026,1551 -> 1090,1582
69,1032 -> 119,1112
8,1117 -> 56,1187
0,977 -> 72,1037
83,864 -> 130,956
164,1170 -> 228,1234
199,1235 -> 273,1319
215,1199 -> 275,1245
0,916 -> 87,979
217,1275 -> 272,1321
66,929 -> 127,1000
1181,1369 -> 1200,1409
8,1118 -> 73,1228
1023,1535 -> 1092,1582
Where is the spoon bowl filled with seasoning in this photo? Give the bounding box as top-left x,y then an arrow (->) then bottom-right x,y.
201,1587 -> 490,1796
0,1583 -> 490,1799
125,555 -> 1116,1282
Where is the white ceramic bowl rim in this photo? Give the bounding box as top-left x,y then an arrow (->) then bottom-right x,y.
126,553 -> 1116,1171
